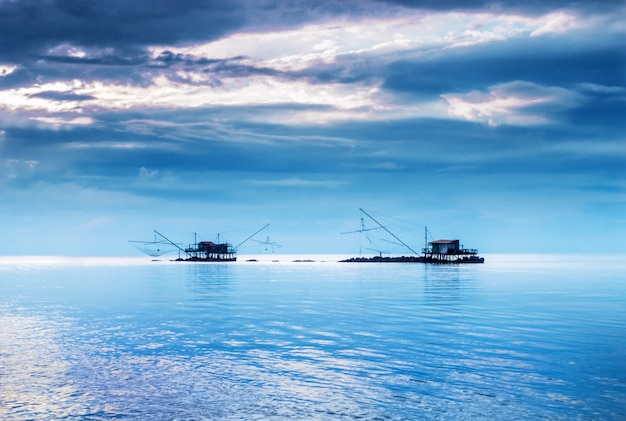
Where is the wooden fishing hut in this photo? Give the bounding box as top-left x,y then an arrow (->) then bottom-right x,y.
184,240 -> 236,261
424,239 -> 483,263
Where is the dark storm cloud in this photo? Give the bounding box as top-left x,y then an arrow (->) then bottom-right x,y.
0,0 -> 247,59
40,51 -> 148,67
375,0 -> 624,14
2,0 -> 620,94
0,0 -> 375,62
383,33 -> 625,99
150,52 -> 288,82
3,0 -> 614,62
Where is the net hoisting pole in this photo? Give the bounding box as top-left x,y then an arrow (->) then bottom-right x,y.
154,230 -> 187,258
235,223 -> 270,249
359,208 -> 419,256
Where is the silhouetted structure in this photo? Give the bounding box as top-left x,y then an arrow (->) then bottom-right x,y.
340,209 -> 484,264
182,240 -> 236,261
132,225 -> 271,262
423,239 -> 484,263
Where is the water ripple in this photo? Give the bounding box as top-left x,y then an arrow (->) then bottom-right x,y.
0,255 -> 625,419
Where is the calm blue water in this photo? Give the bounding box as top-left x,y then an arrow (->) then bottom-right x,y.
1,254 -> 625,420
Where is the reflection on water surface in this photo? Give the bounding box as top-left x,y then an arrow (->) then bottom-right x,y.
0,255 -> 625,419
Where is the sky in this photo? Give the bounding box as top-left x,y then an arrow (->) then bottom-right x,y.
0,0 -> 624,256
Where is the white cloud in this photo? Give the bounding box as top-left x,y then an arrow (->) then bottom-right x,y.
47,44 -> 88,58
151,10 -> 575,71
1,75 -> 376,112
247,177 -> 346,188
0,64 -> 17,77
2,159 -> 39,181
138,166 -> 160,179
372,162 -> 405,170
31,116 -> 94,126
64,141 -> 148,150
530,11 -> 582,36
0,80 -> 93,113
442,81 -> 584,126
578,83 -> 626,94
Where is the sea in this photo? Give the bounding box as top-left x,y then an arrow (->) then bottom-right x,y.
0,254 -> 624,420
